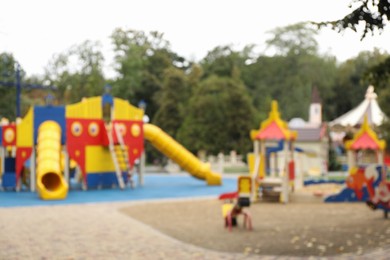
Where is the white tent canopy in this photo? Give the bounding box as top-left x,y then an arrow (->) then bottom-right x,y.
330,86 -> 387,127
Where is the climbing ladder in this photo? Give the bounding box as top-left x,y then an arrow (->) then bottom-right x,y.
113,123 -> 135,188
106,124 -> 126,189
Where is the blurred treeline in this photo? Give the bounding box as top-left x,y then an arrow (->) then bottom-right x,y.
1,23 -> 390,157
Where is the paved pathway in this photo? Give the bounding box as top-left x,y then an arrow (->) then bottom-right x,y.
0,201 -> 388,259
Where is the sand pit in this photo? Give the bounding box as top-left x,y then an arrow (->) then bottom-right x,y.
120,195 -> 390,258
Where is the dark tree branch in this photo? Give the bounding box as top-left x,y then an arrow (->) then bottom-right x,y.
314,0 -> 390,40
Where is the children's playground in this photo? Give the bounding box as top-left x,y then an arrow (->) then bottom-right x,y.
0,95 -> 389,258
0,93 -> 223,204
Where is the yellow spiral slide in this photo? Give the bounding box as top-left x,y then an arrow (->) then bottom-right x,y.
36,121 -> 68,200
143,124 -> 222,185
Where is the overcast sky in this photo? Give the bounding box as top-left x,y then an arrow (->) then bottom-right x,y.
1,0 -> 389,78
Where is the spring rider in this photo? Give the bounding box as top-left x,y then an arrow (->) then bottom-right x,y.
218,176 -> 253,231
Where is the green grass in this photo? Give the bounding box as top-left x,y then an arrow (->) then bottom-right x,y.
305,175 -> 347,182
223,166 -> 249,174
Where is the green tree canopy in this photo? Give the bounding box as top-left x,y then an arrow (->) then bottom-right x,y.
200,45 -> 253,79
110,28 -> 188,120
44,40 -> 106,104
333,49 -> 388,117
153,67 -> 190,137
177,76 -> 255,155
265,22 -> 319,56
0,53 -> 18,119
316,0 -> 390,118
242,23 -> 338,122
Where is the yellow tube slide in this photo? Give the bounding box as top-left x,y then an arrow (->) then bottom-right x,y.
143,124 -> 222,185
36,121 -> 68,200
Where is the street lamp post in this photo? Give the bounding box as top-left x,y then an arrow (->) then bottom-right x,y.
15,63 -> 21,117
0,61 -> 56,119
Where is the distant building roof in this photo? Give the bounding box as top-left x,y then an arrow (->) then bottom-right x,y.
290,124 -> 327,142
289,118 -> 306,128
311,86 -> 321,104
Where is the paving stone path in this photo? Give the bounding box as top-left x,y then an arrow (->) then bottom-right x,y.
0,201 -> 388,260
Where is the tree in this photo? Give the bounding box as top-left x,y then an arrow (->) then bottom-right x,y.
200,45 -> 253,79
177,76 -> 255,155
377,87 -> 390,151
242,23 -> 338,122
364,51 -> 390,150
148,68 -> 190,165
332,49 -> 388,118
0,53 -> 18,119
316,0 -> 390,107
110,28 -> 188,120
153,67 -> 189,137
316,0 -> 390,40
364,52 -> 390,89
44,40 -> 106,104
265,22 -> 319,56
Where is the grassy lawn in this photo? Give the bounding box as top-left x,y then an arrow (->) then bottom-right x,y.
223,165 -> 249,174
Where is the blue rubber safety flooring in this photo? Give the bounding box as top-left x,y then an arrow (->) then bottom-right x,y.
0,174 -> 237,208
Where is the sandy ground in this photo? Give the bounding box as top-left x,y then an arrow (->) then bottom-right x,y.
120,194 -> 390,258
0,185 -> 389,259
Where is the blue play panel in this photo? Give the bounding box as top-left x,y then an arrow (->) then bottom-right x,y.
0,174 -> 238,208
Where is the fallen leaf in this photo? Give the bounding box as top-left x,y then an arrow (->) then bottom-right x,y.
317,245 -> 326,252
290,236 -> 300,244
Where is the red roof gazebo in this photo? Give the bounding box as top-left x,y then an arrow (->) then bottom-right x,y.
345,116 -> 386,172
249,100 -> 297,203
